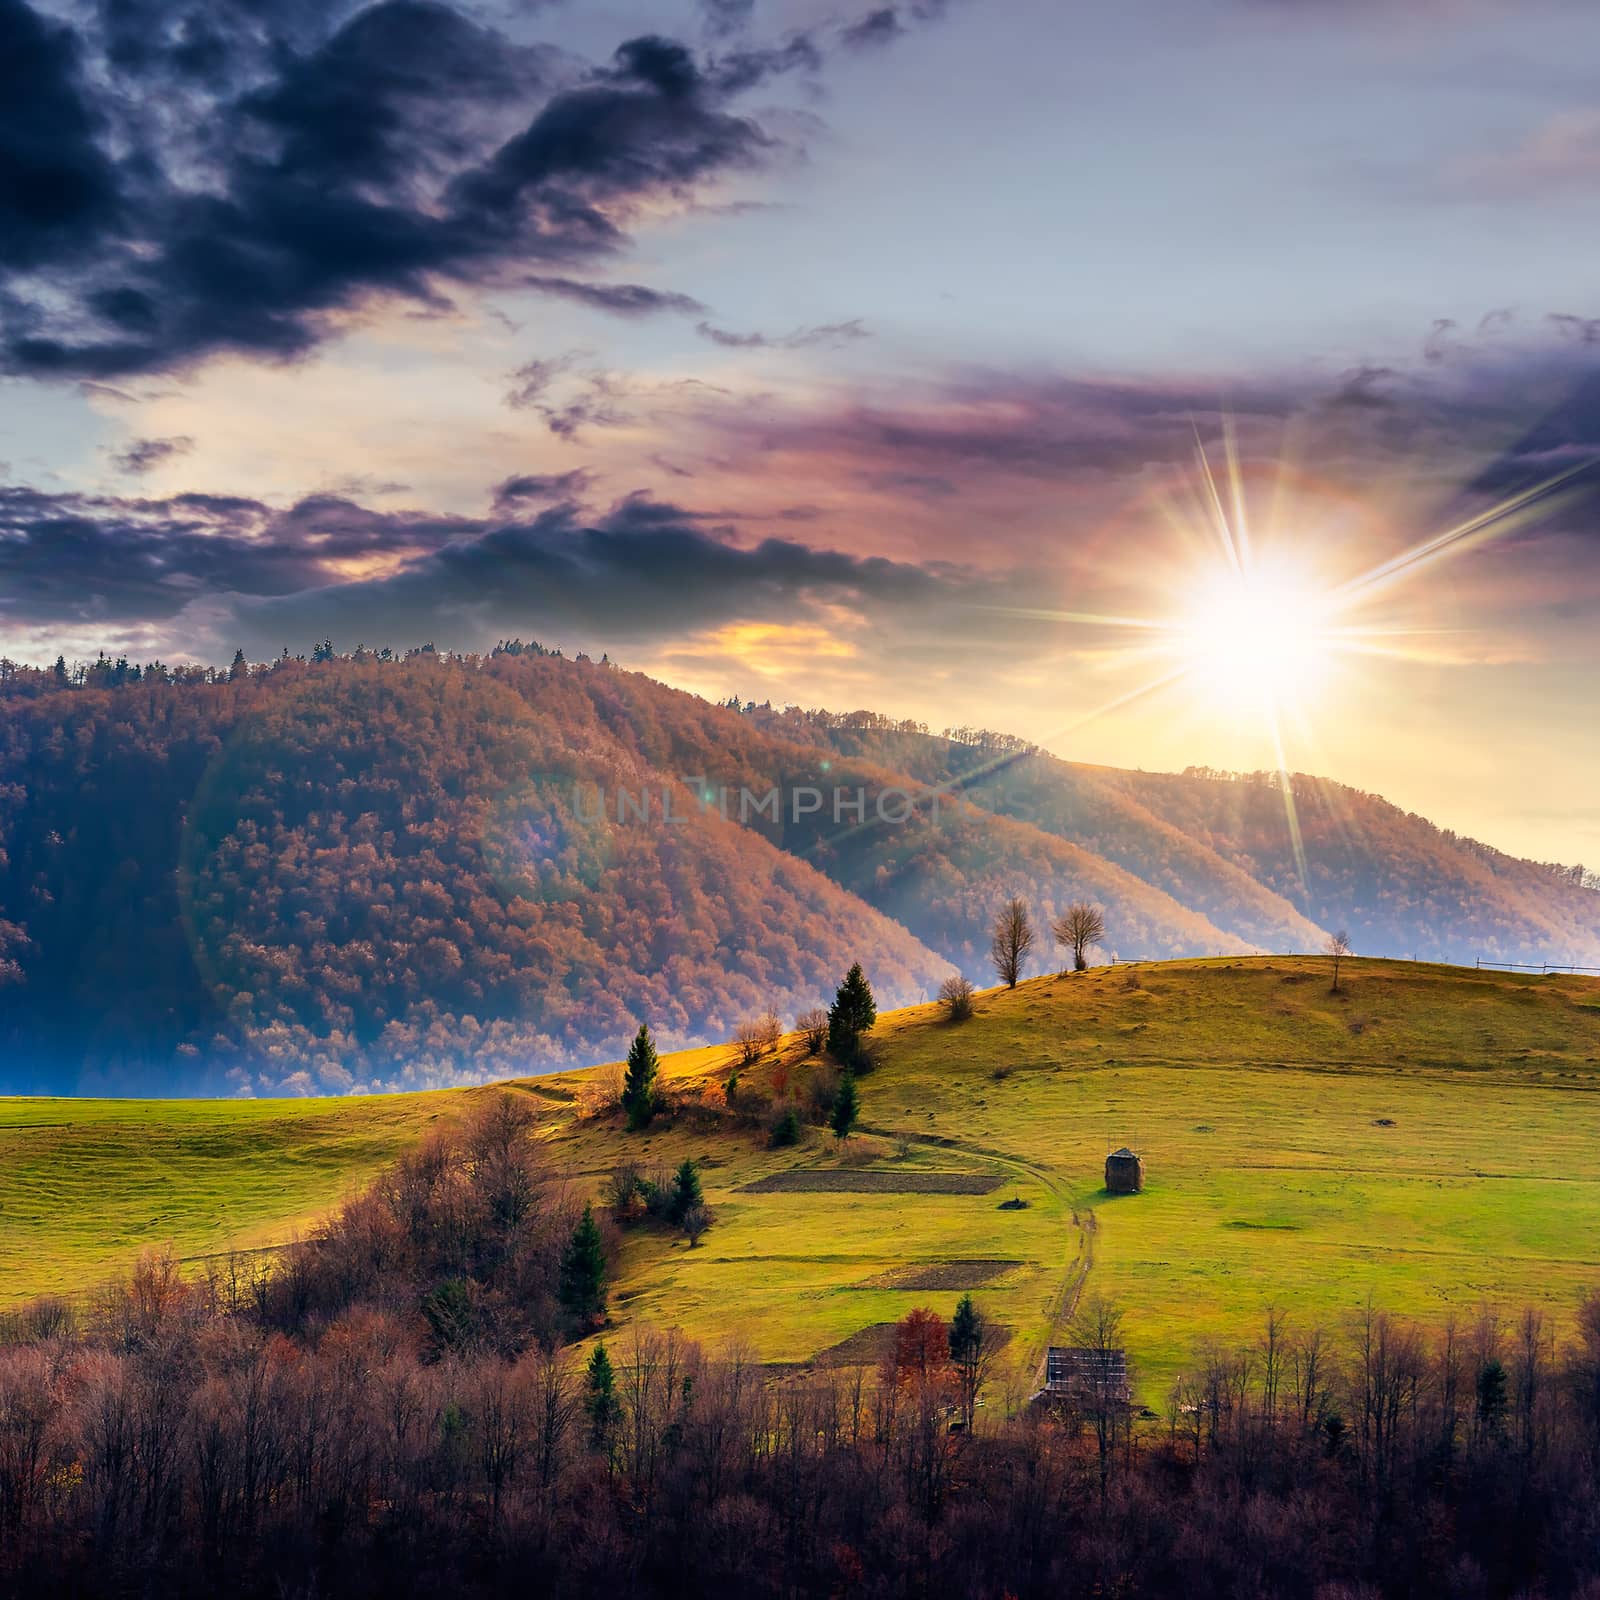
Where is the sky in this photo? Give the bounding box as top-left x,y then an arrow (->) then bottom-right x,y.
4,0 -> 1600,865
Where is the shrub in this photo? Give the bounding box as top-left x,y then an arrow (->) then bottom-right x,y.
769,1107 -> 802,1147
607,1162 -> 645,1222
939,974 -> 975,1021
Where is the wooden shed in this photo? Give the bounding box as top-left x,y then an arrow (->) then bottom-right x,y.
1044,1346 -> 1132,1403
1104,1147 -> 1144,1194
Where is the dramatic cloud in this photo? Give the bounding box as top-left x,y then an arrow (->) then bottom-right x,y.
224,493 -> 987,661
0,475 -> 1040,672
0,4 -> 808,378
0,485 -> 474,628
0,0 -> 122,273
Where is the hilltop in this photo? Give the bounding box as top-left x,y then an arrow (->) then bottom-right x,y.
8,957 -> 1600,1394
5,650 -> 1599,1095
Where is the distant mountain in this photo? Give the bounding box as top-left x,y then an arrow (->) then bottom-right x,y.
0,659 -> 949,1095
756,709 -> 1600,970
2,651 -> 1596,1094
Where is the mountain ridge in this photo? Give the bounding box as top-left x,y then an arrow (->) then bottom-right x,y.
2,648 -> 1596,1094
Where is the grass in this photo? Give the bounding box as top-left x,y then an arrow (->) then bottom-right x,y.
8,957 -> 1600,1402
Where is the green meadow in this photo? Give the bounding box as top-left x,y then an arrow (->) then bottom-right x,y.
7,957 -> 1600,1400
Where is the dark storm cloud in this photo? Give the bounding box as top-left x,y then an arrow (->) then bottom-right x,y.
524,275 -> 706,316
0,2 -> 813,379
0,485 -> 476,626
695,318 -> 870,349
0,0 -> 122,272
0,474 -> 1012,659
110,435 -> 195,474
224,494 -> 969,657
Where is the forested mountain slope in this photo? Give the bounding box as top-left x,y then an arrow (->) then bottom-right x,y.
3,649 -> 1595,1095
759,710 -> 1600,968
0,659 -> 950,1094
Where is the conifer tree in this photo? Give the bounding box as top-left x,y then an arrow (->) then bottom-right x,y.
831,1070 -> 860,1141
585,1342 -> 620,1453
827,963 -> 877,1059
949,1292 -> 990,1427
670,1158 -> 703,1224
622,1023 -> 659,1129
559,1205 -> 606,1320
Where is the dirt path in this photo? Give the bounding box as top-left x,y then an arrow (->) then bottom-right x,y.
859,1121 -> 1093,1390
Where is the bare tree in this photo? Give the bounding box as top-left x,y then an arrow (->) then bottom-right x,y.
1324,929 -> 1352,993
734,1009 -> 781,1066
1054,902 -> 1105,973
989,897 -> 1035,988
938,974 -> 975,1021
1070,1294 -> 1129,1506
796,1008 -> 828,1055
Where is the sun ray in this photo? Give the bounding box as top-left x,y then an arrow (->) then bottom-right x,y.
968,419 -> 1592,822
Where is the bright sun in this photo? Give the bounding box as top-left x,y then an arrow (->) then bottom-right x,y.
1174,567 -> 1334,715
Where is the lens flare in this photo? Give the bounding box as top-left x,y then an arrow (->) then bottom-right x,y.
1173,563 -> 1335,716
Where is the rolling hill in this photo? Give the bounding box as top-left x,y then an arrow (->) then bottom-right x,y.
7,957 -> 1600,1397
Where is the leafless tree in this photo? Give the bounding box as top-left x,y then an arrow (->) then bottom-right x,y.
989,897 -> 1035,988
734,1009 -> 781,1065
1325,928 -> 1352,993
1070,1294 -> 1128,1505
938,974 -> 975,1021
1054,902 -> 1106,973
796,1007 -> 828,1055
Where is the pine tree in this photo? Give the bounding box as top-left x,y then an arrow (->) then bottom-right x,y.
830,1070 -> 860,1141
622,1023 -> 659,1129
559,1205 -> 606,1320
585,1342 -> 620,1452
827,963 -> 877,1059
229,648 -> 247,681
949,1292 -> 988,1427
670,1158 -> 703,1224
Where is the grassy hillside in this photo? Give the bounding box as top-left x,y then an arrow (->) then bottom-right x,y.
8,958 -> 1600,1400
